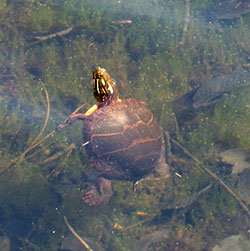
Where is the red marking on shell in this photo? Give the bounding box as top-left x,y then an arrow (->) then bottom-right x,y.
97,135 -> 162,157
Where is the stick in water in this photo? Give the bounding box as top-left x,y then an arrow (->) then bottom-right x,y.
64,216 -> 94,251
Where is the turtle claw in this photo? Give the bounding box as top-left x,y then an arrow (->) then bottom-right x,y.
56,123 -> 67,132
82,189 -> 99,206
82,178 -> 113,206
83,189 -> 107,206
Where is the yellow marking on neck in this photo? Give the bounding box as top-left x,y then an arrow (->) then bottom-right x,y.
85,104 -> 98,116
85,99 -> 122,116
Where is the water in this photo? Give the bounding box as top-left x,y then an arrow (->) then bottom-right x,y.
0,0 -> 250,250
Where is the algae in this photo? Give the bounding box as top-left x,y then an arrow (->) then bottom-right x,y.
0,0 -> 249,250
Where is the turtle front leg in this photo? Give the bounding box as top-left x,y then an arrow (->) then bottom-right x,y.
56,104 -> 99,131
56,113 -> 88,131
83,178 -> 113,206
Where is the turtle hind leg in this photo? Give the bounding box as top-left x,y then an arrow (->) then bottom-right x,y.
83,178 -> 113,206
155,161 -> 170,177
155,138 -> 170,178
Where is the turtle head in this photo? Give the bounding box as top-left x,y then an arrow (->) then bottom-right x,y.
92,67 -> 119,104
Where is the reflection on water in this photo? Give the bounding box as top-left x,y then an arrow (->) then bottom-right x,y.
0,0 -> 250,250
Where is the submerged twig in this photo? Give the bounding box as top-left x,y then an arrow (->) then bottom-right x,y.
179,0 -> 190,45
0,86 -> 50,175
19,85 -> 50,161
124,217 -> 155,231
19,238 -> 40,250
42,143 -> 76,164
20,103 -> 86,156
64,216 -> 94,251
169,134 -> 250,219
34,27 -> 73,41
111,20 -> 132,24
25,141 -> 55,161
63,103 -> 87,123
165,131 -> 172,157
0,87 -> 86,175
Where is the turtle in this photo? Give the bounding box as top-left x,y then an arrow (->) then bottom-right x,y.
57,67 -> 169,205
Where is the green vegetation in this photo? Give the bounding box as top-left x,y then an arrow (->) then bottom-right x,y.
0,0 -> 249,250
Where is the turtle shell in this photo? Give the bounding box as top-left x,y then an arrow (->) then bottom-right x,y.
83,98 -> 165,180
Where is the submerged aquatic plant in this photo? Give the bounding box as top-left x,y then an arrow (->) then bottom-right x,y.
0,0 -> 250,249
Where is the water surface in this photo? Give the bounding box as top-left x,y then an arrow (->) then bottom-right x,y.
0,0 -> 250,250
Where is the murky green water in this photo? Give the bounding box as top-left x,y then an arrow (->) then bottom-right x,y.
0,0 -> 250,250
